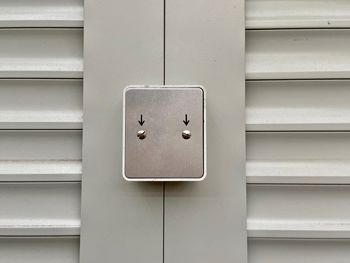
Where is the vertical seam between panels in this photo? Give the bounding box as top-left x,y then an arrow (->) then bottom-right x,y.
162,0 -> 166,263
163,182 -> 165,263
163,0 -> 166,86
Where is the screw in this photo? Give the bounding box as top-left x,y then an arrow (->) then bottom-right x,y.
182,130 -> 191,140
137,130 -> 146,140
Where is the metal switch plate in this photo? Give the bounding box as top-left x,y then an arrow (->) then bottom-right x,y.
123,85 -> 206,181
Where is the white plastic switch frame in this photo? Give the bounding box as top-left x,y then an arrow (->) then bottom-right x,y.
123,85 -> 206,181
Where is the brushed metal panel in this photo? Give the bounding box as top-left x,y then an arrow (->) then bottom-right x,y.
123,86 -> 205,181
165,0 -> 247,262
247,132 -> 350,184
246,80 -> 350,131
81,0 -> 164,262
246,0 -> 350,29
0,79 -> 82,129
0,237 -> 79,263
0,29 -> 83,78
246,30 -> 350,79
249,239 -> 350,263
0,182 -> 80,235
0,0 -> 83,27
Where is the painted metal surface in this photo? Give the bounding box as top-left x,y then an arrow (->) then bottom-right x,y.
81,0 -> 164,262
0,1 -> 83,261
247,134 -> 350,238
249,239 -> 350,263
0,79 -> 82,129
0,131 -> 81,235
0,28 -> 83,78
0,183 -> 80,236
0,0 -> 83,27
164,0 -> 247,262
0,237 -> 79,263
0,130 -> 81,160
82,0 -> 246,262
248,184 -> 350,238
247,132 -> 350,184
246,0 -> 350,29
246,29 -> 350,79
246,0 -> 350,259
0,130 -> 81,182
246,80 -> 350,131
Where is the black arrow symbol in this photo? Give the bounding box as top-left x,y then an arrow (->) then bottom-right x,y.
138,114 -> 145,126
183,114 -> 190,126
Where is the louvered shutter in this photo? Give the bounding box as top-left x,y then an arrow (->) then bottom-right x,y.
0,1 -> 83,262
246,0 -> 350,262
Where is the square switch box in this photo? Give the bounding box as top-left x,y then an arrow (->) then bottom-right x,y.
123,85 -> 206,181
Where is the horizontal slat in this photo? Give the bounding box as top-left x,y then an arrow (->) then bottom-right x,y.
248,184 -> 350,221
248,184 -> 350,238
0,0 -> 83,27
248,219 -> 350,238
0,160 -> 81,182
249,239 -> 350,263
246,30 -> 350,80
247,132 -> 350,161
0,79 -> 82,129
247,161 -> 350,184
247,132 -> 350,184
246,80 -> 350,131
0,224 -> 80,236
0,130 -> 81,181
0,182 -> 80,236
246,0 -> 350,29
0,130 -> 81,160
0,237 -> 79,263
0,29 -> 83,78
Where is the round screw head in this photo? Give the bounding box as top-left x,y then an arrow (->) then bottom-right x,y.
137,130 -> 146,140
182,130 -> 191,140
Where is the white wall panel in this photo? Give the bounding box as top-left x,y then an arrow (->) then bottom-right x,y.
246,80 -> 350,131
0,237 -> 79,263
0,183 -> 80,235
0,0 -> 83,27
247,132 -> 350,184
246,30 -> 350,80
249,239 -> 350,263
0,29 -> 83,78
0,79 -> 82,129
246,0 -> 350,29
0,130 -> 82,181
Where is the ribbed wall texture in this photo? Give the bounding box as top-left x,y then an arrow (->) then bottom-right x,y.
246,0 -> 350,262
3,1 -> 348,261
0,1 -> 83,262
